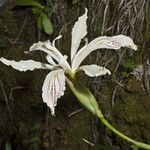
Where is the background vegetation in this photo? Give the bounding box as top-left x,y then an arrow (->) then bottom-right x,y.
0,0 -> 150,149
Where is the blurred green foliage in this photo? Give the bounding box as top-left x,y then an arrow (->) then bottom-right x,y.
16,0 -> 53,35
5,141 -> 12,150
72,0 -> 80,5
18,122 -> 42,150
122,61 -> 138,79
131,144 -> 139,150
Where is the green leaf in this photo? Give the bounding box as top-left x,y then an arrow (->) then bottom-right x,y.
42,13 -> 53,35
32,7 -> 42,15
131,145 -> 139,150
66,79 -> 103,117
31,123 -> 41,131
123,61 -> 137,70
122,72 -> 130,78
30,137 -> 41,143
72,0 -> 79,5
44,6 -> 52,13
5,141 -> 12,150
16,0 -> 43,8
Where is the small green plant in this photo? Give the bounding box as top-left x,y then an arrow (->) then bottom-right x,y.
122,61 -> 138,78
16,0 -> 53,35
5,141 -> 12,150
123,61 -> 137,70
72,0 -> 80,5
18,122 -> 41,150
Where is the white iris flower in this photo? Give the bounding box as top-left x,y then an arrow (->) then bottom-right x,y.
0,8 -> 137,115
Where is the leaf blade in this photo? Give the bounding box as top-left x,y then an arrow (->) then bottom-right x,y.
16,0 -> 42,8
42,13 -> 53,35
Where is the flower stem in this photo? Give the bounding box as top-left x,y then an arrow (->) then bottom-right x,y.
96,109 -> 150,150
66,79 -> 150,149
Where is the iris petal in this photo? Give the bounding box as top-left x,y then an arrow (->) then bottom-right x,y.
42,69 -> 66,115
79,64 -> 111,77
72,35 -> 137,71
0,57 -> 53,71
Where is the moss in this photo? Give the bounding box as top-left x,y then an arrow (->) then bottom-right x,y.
98,75 -> 150,149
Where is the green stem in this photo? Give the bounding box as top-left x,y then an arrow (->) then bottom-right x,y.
66,79 -> 150,150
96,110 -> 150,150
